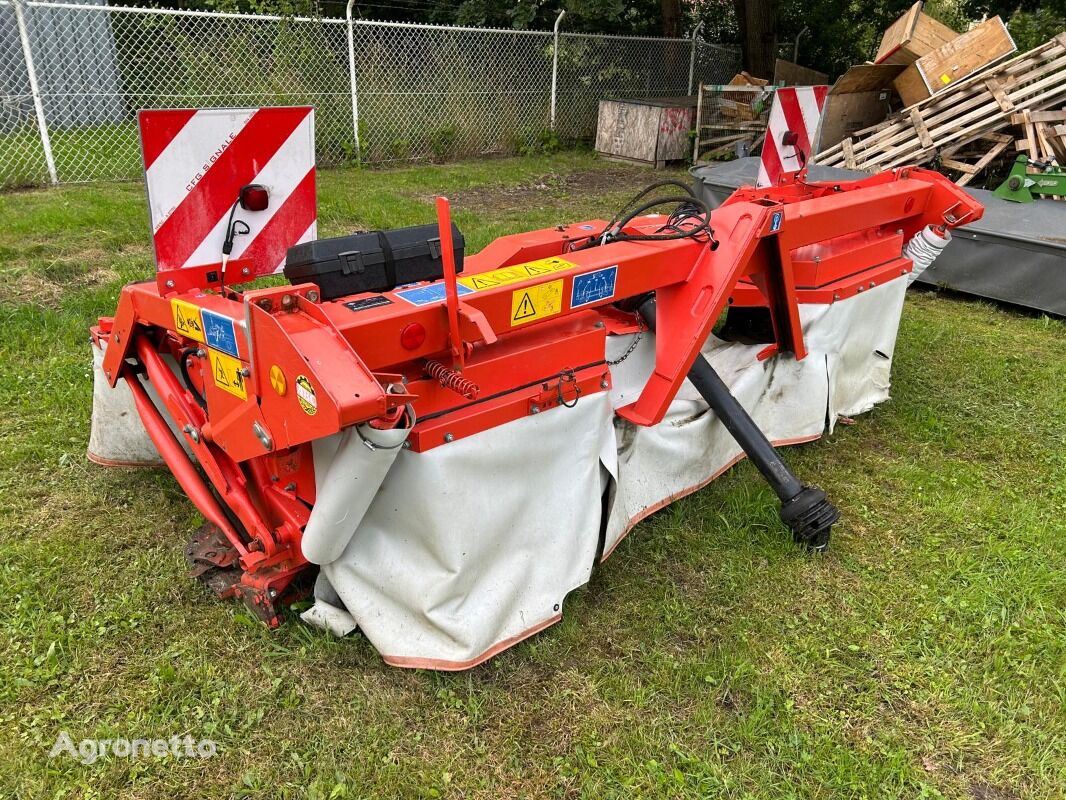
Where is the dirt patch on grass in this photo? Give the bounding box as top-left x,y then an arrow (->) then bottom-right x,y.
441,165 -> 682,213
0,263 -> 121,307
968,781 -> 1020,800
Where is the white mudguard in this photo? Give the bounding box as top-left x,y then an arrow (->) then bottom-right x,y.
303,279 -> 908,668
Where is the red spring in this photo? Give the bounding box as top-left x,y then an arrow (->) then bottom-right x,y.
424,360 -> 479,400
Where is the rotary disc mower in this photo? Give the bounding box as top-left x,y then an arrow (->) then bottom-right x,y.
89,107 -> 982,668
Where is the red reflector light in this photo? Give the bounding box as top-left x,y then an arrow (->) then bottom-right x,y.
239,184 -> 269,212
400,323 -> 426,350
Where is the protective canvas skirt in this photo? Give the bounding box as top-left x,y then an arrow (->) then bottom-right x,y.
88,341 -> 189,466
303,278 -> 908,668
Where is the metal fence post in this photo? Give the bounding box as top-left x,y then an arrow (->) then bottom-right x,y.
549,10 -> 565,130
687,21 -> 704,96
345,0 -> 361,161
12,0 -> 57,185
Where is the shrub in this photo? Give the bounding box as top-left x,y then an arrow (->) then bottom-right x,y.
429,125 -> 459,162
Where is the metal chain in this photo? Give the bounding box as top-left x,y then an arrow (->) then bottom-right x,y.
606,317 -> 646,366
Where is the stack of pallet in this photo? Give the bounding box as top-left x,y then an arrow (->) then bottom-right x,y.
1014,109 -> 1066,166
814,34 -> 1066,179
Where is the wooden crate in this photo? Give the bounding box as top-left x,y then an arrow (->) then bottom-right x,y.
875,2 -> 958,66
595,98 -> 696,168
894,16 -> 1016,107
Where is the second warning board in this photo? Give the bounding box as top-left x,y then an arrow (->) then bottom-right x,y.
510,279 -> 563,326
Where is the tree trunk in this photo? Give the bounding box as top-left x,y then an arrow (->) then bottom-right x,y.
732,0 -> 778,80
660,0 -> 682,38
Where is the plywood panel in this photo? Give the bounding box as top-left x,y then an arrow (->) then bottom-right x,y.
833,63 -> 905,93
817,92 -> 890,151
656,105 -> 695,161
893,63 -> 930,107
774,59 -> 829,87
595,101 -> 660,162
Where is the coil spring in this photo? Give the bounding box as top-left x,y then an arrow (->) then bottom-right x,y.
424,360 -> 479,400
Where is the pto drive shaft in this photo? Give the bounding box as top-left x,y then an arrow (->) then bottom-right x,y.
638,298 -> 839,551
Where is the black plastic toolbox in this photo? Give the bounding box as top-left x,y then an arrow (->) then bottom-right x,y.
284,223 -> 464,300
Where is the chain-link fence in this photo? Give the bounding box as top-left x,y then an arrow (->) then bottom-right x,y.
0,0 -> 741,188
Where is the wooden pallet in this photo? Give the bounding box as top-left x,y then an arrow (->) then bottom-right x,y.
1010,109 -> 1066,165
1009,108 -> 1066,199
1054,123 -> 1066,163
939,132 -> 1012,185
814,33 -> 1066,171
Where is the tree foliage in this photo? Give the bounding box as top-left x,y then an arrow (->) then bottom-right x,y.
114,0 -> 1066,81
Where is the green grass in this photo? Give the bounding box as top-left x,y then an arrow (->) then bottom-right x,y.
0,152 -> 1063,799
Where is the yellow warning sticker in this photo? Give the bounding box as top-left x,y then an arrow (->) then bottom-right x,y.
208,348 -> 247,400
510,279 -> 563,326
940,73 -> 951,84
459,256 -> 575,292
171,298 -> 205,342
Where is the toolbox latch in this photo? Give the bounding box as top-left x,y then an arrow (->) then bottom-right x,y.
339,250 -> 365,276
427,237 -> 442,260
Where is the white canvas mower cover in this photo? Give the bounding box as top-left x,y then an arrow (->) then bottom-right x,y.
88,107 -> 982,669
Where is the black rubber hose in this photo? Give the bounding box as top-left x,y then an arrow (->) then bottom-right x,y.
571,180 -> 708,252
179,347 -> 207,411
637,297 -> 839,551
602,179 -> 696,231
612,195 -> 713,241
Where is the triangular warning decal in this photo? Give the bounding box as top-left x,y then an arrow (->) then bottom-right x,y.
215,360 -> 230,386
513,292 -> 537,320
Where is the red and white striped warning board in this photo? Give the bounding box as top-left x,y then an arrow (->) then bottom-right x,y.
139,107 -> 316,282
757,86 -> 829,188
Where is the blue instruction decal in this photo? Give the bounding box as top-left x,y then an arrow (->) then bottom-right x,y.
570,265 -> 618,309
201,309 -> 239,357
770,210 -> 784,232
394,282 -> 473,306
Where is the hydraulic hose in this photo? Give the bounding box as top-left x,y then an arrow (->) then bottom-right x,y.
637,297 -> 839,551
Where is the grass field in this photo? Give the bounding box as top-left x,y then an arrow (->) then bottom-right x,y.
0,153 -> 1063,799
